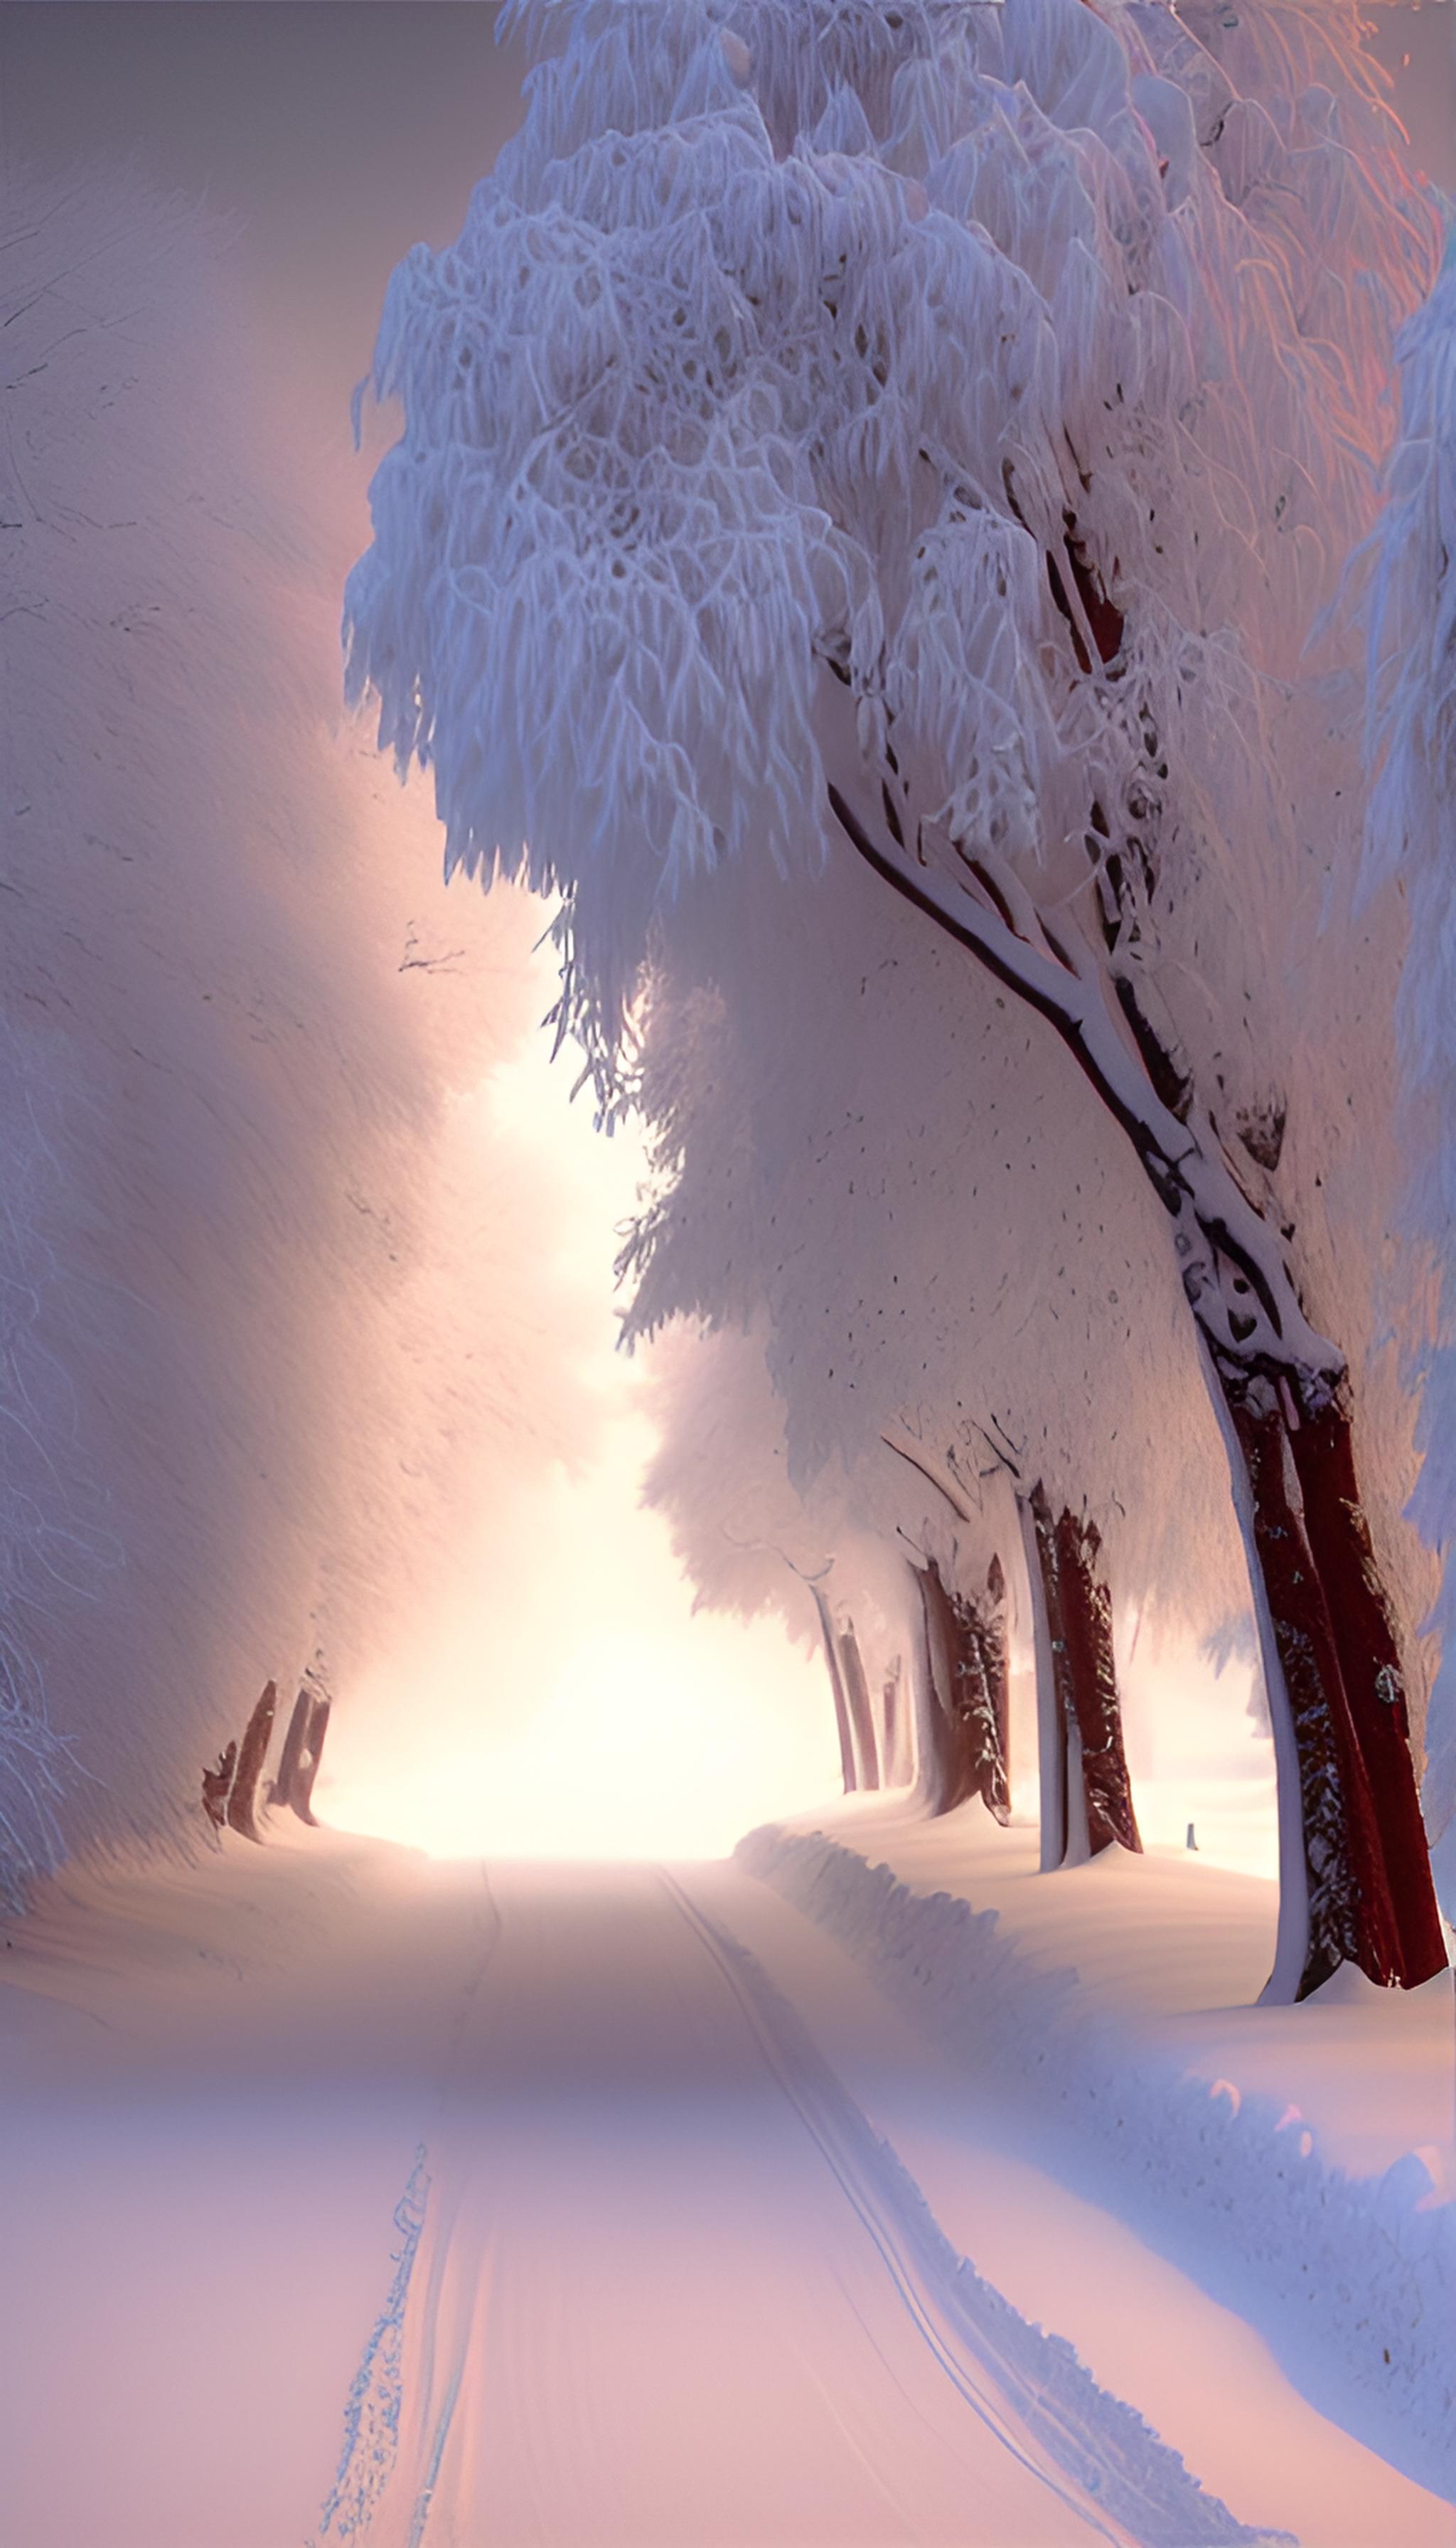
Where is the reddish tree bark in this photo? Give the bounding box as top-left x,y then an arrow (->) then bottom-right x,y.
1228,1391 -> 1445,1995
226,1680 -> 278,1842
917,1558 -> 969,1813
201,1740 -> 237,1832
1285,1404 -> 1447,1985
915,1557 -> 1011,1821
832,744 -> 1445,1990
1029,1489 -> 1072,1863
1054,1510 -> 1141,1856
951,1556 -> 1011,1824
1029,1487 -> 1140,1862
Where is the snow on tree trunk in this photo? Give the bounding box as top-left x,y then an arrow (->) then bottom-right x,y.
268,1687 -> 314,1811
268,1676 -> 336,1825
838,1624 -> 881,1792
978,1558 -> 1011,1828
1224,1387 -> 1445,1997
201,1742 -> 237,1834
1288,1406 -> 1448,1985
226,1681 -> 278,1843
1027,1487 -> 1139,1867
810,1584 -> 858,1795
914,1559 -> 961,1817
880,1656 -> 909,1791
1053,1509 -> 1140,1861
830,783 -> 1438,1986
1198,1342 -> 1310,2002
290,1695 -> 331,1829
914,1556 -> 1010,1822
1018,1494 -> 1066,1875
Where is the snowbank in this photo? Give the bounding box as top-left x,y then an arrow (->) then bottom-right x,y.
739,1817 -> 1456,2503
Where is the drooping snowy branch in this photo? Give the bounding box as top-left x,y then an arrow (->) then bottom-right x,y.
825,778 -> 1344,1401
349,0 -> 1449,1983
1359,220 -> 1456,1910
348,0 -> 1435,1108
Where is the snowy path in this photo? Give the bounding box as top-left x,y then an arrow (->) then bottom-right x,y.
346,1858 -> 1259,2547
0,1831 -> 1436,2546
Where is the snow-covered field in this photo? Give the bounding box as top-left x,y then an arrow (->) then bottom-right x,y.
0,1819 -> 1448,2547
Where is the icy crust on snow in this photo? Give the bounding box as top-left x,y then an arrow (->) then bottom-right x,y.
739,1824 -> 1456,2503
670,1875 -> 1286,2547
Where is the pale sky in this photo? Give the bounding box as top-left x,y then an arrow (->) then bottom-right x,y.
328,1007 -> 840,1859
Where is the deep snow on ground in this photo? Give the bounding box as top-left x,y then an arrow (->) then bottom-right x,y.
0,1821 -> 1449,2548
747,1803 -> 1455,2510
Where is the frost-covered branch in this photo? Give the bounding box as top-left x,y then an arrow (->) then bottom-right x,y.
829,783 -> 1344,1403
880,1423 -> 977,1526
349,0 -> 1448,1987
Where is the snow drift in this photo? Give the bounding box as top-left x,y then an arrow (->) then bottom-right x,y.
740,1820 -> 1456,2504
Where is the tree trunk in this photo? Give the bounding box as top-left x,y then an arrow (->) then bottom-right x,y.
201,1740 -> 237,1832
1287,1403 -> 1447,1982
810,1585 -> 857,1794
290,1694 -> 331,1826
1018,1494 -> 1066,1870
914,1558 -> 964,1812
958,1558 -> 1010,1824
914,1557 -> 1011,1820
1054,1509 -> 1140,1856
832,775 -> 1445,1993
1219,1381 -> 1446,1997
839,1625 -> 881,1790
1027,1488 -> 1140,1866
226,1680 -> 278,1842
268,1687 -> 314,1809
881,1657 -> 907,1787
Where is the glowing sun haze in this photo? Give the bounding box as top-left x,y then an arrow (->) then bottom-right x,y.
0,2 -> 843,1863
323,982 -> 840,1860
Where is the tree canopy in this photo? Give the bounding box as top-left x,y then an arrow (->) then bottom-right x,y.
348,0 -> 1454,1984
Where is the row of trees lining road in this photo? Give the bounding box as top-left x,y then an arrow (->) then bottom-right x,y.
346,0 -> 1453,2000
0,163 -> 598,1897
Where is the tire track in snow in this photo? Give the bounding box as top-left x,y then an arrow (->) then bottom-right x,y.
316,1859 -> 1289,2547
660,1866 -> 1291,2548
312,1863 -> 503,2544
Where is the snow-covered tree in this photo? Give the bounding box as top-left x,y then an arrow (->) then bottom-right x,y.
1,163 -> 594,1889
617,808 -> 1239,1854
1359,225 -> 1456,1924
639,1313 -> 1023,1811
346,0 -> 1446,1997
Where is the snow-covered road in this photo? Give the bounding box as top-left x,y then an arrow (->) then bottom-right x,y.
343,1858 -> 1258,2547
0,1832 -> 1437,2547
